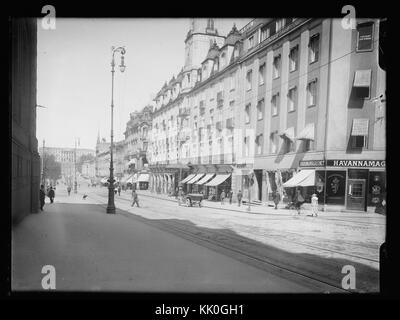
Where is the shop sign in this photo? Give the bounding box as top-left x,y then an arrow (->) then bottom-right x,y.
300,160 -> 385,168
299,160 -> 325,167
327,160 -> 385,168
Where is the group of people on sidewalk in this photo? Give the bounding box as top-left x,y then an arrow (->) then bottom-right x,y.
39,185 -> 56,211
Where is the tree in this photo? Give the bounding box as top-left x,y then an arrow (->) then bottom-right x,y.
43,154 -> 61,184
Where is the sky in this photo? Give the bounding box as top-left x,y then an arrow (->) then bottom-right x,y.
37,18 -> 251,150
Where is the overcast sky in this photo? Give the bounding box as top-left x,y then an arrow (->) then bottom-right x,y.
36,18 -> 251,150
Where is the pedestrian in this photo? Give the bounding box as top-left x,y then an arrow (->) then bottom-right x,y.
118,185 -> 121,196
273,190 -> 281,210
178,186 -> 184,206
220,190 -> 226,205
48,186 -> 55,204
237,190 -> 243,207
114,187 -> 117,195
311,193 -> 319,217
131,188 -> 140,207
39,185 -> 46,211
67,185 -> 71,196
294,188 -> 305,215
228,189 -> 233,204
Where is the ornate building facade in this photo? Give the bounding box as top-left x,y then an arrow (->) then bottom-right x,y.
148,17 -> 385,211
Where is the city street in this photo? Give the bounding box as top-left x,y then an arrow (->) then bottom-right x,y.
12,184 -> 383,292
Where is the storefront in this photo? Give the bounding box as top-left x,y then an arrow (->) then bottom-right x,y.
149,164 -> 190,195
298,159 -> 386,211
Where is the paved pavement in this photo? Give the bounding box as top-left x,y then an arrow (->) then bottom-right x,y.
12,188 -> 332,292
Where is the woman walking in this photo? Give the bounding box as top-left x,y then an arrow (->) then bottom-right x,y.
294,188 -> 305,215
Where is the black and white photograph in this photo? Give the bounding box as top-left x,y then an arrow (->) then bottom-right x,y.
9,7 -> 389,301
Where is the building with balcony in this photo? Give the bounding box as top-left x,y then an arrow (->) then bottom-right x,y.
147,17 -> 386,211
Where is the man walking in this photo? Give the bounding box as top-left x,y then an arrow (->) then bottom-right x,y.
48,186 -> 55,204
131,188 -> 140,207
220,190 -> 226,205
273,190 -> 281,210
39,185 -> 46,211
67,185 -> 71,196
237,190 -> 243,207
118,185 -> 121,196
228,189 -> 233,204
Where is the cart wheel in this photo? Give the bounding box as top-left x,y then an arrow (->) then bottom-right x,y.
186,198 -> 191,207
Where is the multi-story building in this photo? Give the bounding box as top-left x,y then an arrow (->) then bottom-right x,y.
148,18 -> 386,212
123,105 -> 152,172
38,146 -> 95,181
81,160 -> 96,178
11,18 -> 41,224
95,136 -> 111,178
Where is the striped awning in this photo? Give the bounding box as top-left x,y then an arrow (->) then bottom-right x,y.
137,173 -> 149,182
204,174 -> 231,187
186,174 -> 205,185
351,118 -> 369,136
282,170 -> 315,187
180,174 -> 195,184
194,174 -> 215,185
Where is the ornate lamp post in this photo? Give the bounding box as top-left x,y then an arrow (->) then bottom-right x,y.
107,46 -> 126,214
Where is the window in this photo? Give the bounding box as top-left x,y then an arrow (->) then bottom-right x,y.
303,139 -> 314,152
259,63 -> 265,85
273,55 -> 281,79
309,34 -> 320,63
245,104 -> 251,123
357,21 -> 374,51
287,86 -> 297,112
272,93 -> 280,116
284,138 -> 294,154
246,70 -> 253,90
276,18 -> 286,32
307,79 -> 318,106
351,135 -> 368,149
270,132 -> 278,154
229,100 -> 235,115
256,134 -> 263,154
261,26 -> 270,41
257,99 -> 264,120
248,35 -> 255,49
289,45 -> 298,72
244,136 -> 250,157
187,73 -> 191,83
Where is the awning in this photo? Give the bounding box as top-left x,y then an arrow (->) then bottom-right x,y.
296,123 -> 315,141
120,175 -> 131,183
137,173 -> 149,182
282,170 -> 315,187
280,127 -> 295,142
351,118 -> 369,136
353,69 -> 371,87
204,174 -> 231,187
194,174 -> 215,185
127,174 -> 138,184
180,174 -> 196,184
186,174 -> 205,184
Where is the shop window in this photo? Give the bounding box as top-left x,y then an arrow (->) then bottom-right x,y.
357,21 -> 374,52
326,171 -> 346,205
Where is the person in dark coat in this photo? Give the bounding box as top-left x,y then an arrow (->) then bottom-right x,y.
39,185 -> 46,211
67,186 -> 71,196
273,190 -> 281,209
228,189 -> 233,204
294,187 -> 305,215
131,189 -> 140,207
118,186 -> 121,196
237,190 -> 243,207
48,186 -> 55,203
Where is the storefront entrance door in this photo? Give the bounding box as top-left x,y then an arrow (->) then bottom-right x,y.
347,179 -> 366,211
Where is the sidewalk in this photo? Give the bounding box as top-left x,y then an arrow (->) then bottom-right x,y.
12,189 -> 324,292
135,189 -> 384,219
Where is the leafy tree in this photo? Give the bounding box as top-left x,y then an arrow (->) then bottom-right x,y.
43,154 -> 61,183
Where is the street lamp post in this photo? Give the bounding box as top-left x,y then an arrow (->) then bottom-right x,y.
107,46 -> 126,214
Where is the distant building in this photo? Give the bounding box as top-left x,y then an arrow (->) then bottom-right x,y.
11,18 -> 40,224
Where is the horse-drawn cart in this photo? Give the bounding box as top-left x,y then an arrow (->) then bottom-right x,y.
183,193 -> 203,207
